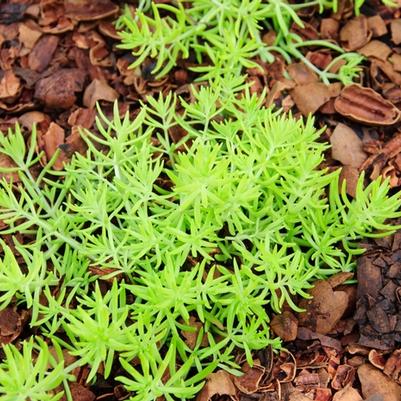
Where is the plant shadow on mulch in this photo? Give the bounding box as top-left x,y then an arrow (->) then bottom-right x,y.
1,0 -> 401,400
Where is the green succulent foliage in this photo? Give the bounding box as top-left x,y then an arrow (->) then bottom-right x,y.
116,0 -> 396,83
0,80 -> 400,399
0,337 -> 72,401
61,281 -> 130,382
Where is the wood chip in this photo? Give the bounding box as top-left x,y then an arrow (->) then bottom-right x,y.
339,166 -> 360,198
65,0 -> 119,21
389,53 -> 401,72
368,15 -> 387,37
320,18 -> 339,39
34,68 -> 86,109
358,364 -> 401,401
271,311 -> 298,342
332,385 -> 363,401
287,63 -> 318,85
291,82 -> 340,116
340,16 -> 371,51
298,280 -> 349,335
83,79 -> 118,109
42,122 -> 65,170
358,40 -> 392,61
330,123 -> 367,168
18,21 -> 42,51
28,35 -> 59,72
391,20 -> 401,45
0,70 -> 20,99
197,371 -> 238,401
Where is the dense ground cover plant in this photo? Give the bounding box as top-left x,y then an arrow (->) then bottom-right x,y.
0,76 -> 400,399
117,0 -> 395,84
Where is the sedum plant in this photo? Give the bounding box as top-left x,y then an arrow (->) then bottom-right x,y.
0,338 -> 72,401
116,0 -> 395,84
0,79 -> 400,399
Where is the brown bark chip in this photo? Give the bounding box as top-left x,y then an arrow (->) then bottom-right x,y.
28,35 -> 59,72
83,79 -> 118,109
298,280 -> 349,335
332,385 -> 363,401
271,311 -> 298,342
60,383 -> 95,401
65,0 -> 119,21
358,40 -> 392,61
330,123 -> 367,168
34,68 -> 86,109
340,16 -> 371,51
291,82 -> 340,116
391,20 -> 401,46
0,70 -> 20,100
368,15 -> 387,37
197,370 -> 238,401
358,364 -> 401,401
0,308 -> 22,344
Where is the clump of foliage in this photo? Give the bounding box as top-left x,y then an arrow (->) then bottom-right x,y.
0,78 -> 400,399
0,337 -> 72,401
116,0 -> 394,83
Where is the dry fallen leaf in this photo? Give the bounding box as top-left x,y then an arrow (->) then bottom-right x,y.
330,123 -> 367,168
196,370 -> 238,401
181,316 -> 208,350
358,364 -> 401,401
